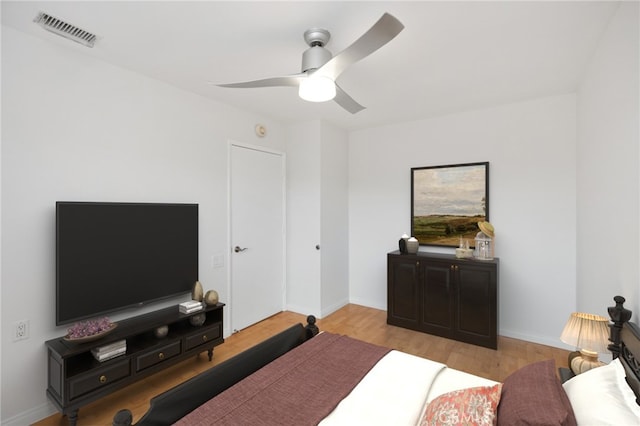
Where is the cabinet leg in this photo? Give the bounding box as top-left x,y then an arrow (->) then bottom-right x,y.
67,409 -> 78,426
208,348 -> 213,361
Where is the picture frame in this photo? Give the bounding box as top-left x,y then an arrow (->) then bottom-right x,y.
411,162 -> 489,247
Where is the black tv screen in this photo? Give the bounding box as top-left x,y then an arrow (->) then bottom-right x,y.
56,202 -> 198,325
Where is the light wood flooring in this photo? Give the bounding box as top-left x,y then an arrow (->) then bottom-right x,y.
33,304 -> 570,426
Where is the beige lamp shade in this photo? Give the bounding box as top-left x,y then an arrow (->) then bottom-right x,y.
560,312 -> 610,374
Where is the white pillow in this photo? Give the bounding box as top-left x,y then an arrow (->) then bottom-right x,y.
563,358 -> 640,425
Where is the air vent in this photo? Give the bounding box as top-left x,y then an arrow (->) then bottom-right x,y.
33,12 -> 97,48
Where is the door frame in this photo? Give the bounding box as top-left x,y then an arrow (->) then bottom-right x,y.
226,140 -> 287,335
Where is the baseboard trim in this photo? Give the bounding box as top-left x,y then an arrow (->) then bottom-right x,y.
285,299 -> 349,320
3,401 -> 56,426
499,328 -> 565,349
348,297 -> 386,311
320,299 -> 349,318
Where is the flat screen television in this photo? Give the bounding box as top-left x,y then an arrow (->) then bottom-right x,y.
56,202 -> 198,325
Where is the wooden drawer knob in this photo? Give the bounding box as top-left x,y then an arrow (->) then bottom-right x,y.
202,335 -> 208,342
158,352 -> 164,360
99,375 -> 107,383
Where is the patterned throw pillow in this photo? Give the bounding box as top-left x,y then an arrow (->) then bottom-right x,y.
420,384 -> 503,426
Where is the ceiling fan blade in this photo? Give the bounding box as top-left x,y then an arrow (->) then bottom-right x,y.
315,13 -> 404,80
334,83 -> 365,114
216,73 -> 306,89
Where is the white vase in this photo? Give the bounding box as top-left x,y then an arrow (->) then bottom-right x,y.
406,238 -> 419,254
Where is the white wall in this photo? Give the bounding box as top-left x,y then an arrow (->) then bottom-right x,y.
348,94 -> 577,347
576,1 -> 640,318
286,121 -> 322,315
286,121 -> 349,317
1,27 -> 285,424
319,122 -> 349,316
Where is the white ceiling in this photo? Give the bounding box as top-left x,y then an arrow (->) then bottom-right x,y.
1,1 -> 620,131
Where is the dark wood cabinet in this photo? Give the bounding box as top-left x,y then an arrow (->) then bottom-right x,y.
45,303 -> 224,426
387,258 -> 421,329
388,251 -> 498,349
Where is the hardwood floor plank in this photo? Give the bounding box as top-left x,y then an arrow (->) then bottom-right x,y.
32,304 -> 569,426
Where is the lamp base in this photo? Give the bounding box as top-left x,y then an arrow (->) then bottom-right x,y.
569,349 -> 605,374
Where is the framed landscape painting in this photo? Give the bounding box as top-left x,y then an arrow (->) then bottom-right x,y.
411,162 -> 489,247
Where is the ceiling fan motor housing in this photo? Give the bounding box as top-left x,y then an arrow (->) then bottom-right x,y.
302,46 -> 332,72
301,28 -> 332,72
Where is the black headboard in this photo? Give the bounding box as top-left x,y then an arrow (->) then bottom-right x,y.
608,295 -> 640,404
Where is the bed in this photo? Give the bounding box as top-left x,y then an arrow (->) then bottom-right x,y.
113,296 -> 640,425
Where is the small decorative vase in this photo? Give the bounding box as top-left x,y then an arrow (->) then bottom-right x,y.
399,233 -> 409,254
191,281 -> 204,302
406,237 -> 419,254
204,290 -> 219,306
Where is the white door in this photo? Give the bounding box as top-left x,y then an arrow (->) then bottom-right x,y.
229,143 -> 285,332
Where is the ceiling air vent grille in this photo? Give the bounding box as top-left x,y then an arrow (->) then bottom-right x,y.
33,12 -> 97,48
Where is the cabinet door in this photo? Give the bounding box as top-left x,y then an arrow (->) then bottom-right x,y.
455,262 -> 497,348
421,261 -> 454,337
387,256 -> 420,328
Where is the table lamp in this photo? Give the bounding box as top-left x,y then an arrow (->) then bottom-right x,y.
560,312 -> 610,374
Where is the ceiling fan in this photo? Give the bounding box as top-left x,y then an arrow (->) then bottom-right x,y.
215,13 -> 404,114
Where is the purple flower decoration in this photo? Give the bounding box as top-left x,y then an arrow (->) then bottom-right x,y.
67,317 -> 113,338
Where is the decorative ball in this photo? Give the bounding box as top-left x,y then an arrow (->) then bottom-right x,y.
189,313 -> 206,327
204,290 -> 219,306
154,325 -> 168,338
192,281 -> 203,302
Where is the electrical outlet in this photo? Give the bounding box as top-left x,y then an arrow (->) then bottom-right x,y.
14,320 -> 29,341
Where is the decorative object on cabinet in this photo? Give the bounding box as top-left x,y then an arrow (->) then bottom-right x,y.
455,237 -> 473,258
406,237 -> 419,254
91,340 -> 126,362
154,325 -> 169,338
46,303 -> 224,426
474,220 -> 495,260
179,300 -> 203,314
398,233 -> 409,254
411,162 -> 489,247
63,318 -> 116,343
560,311 -> 610,374
478,221 -> 494,237
387,251 -> 498,349
204,290 -> 219,306
192,281 -> 204,302
189,313 -> 207,327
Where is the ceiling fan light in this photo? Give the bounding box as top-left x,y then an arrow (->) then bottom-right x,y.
299,76 -> 336,102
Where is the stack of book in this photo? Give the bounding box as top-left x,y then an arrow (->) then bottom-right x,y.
91,339 -> 126,362
179,301 -> 203,314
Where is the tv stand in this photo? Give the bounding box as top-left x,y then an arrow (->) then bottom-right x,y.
45,303 -> 224,426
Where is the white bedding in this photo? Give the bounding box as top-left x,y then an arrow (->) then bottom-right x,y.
426,364 -> 497,403
319,350 -> 498,426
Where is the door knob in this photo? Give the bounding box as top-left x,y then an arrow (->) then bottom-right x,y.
234,246 -> 248,253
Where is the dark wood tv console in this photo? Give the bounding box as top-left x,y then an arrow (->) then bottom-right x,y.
45,303 -> 224,426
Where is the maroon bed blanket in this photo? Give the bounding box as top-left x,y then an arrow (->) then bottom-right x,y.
174,332 -> 391,426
